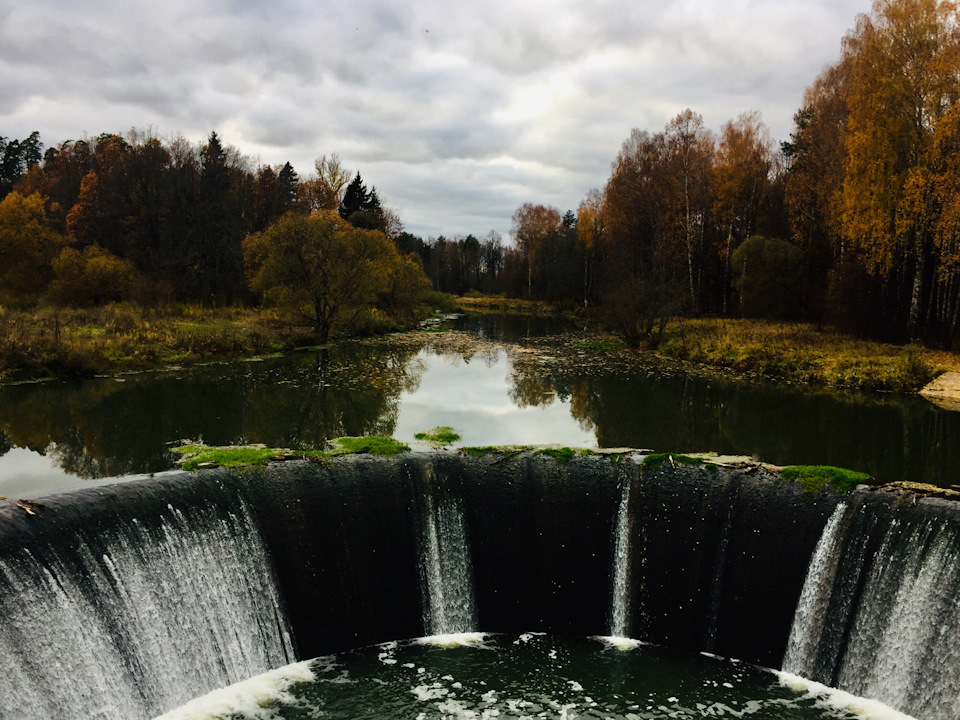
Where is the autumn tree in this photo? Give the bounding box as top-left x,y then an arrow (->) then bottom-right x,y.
783,61 -> 852,324
601,130 -> 685,344
299,154 -> 351,212
243,211 -> 428,342
0,192 -> 67,300
664,109 -> 715,310
713,112 -> 774,313
840,0 -> 960,340
511,202 -> 565,298
65,134 -> 135,257
48,244 -> 140,305
576,189 -> 605,307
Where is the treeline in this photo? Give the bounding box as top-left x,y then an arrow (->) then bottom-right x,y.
0,130 -> 404,309
407,0 -> 960,349
6,0 -> 960,350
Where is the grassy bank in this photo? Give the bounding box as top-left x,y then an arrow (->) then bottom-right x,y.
455,294 -> 575,316
456,295 -> 958,392
647,318 -> 958,392
0,303 -> 329,382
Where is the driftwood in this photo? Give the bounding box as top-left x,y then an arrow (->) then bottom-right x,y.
0,496 -> 44,516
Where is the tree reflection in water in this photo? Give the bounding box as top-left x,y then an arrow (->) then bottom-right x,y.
3,322 -> 960,488
0,339 -> 427,479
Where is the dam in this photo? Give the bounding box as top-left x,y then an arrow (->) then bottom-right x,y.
0,452 -> 955,719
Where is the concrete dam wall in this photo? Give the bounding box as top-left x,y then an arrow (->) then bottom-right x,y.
0,453 -> 955,719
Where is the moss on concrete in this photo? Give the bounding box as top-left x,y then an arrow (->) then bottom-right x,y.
535,447 -> 595,464
174,435 -> 409,470
328,436 -> 410,456
781,465 -> 871,493
414,426 -> 461,444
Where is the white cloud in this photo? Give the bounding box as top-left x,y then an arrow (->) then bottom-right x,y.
0,0 -> 873,239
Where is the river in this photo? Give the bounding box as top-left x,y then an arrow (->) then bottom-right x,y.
0,313 -> 957,498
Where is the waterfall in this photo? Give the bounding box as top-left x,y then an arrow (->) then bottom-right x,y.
609,480 -> 632,637
783,498 -> 960,720
0,495 -> 294,720
783,502 -> 850,672
418,485 -> 476,636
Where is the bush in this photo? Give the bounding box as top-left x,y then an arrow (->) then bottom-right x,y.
49,245 -> 140,306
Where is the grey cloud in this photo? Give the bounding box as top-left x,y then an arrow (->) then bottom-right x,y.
1,0 -> 874,239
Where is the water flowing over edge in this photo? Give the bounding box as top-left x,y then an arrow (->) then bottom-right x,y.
0,491 -> 295,720
783,502 -> 850,672
609,478 -> 632,638
417,478 -> 477,636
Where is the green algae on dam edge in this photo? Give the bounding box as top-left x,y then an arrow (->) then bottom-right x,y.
172,442 -> 876,498
173,436 -> 410,470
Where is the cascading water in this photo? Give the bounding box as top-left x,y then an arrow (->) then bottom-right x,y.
418,483 -> 476,636
0,493 -> 294,720
784,497 -> 960,720
609,479 -> 632,637
783,502 -> 850,672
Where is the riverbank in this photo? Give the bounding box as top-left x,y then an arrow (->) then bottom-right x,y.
3,297 -> 959,395
451,297 -> 960,393
0,304 -> 308,382
646,317 -> 960,393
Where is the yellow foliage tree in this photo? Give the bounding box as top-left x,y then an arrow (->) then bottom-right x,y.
0,191 -> 67,300
48,245 -> 140,305
243,211 -> 428,342
841,0 -> 960,333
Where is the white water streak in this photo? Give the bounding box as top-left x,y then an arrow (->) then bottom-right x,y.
609,480 -> 632,638
0,499 -> 294,720
783,502 -> 850,674
836,516 -> 960,720
419,491 -> 476,636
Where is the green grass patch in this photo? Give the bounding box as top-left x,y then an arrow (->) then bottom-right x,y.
781,465 -> 871,493
414,426 -> 461,444
174,435 -> 409,469
329,436 -> 410,456
173,444 -> 289,471
536,447 -> 594,463
642,453 -> 715,471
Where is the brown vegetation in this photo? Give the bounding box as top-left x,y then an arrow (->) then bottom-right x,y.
0,304 -> 308,382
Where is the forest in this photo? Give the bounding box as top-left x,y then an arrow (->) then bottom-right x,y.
2,0 -> 960,349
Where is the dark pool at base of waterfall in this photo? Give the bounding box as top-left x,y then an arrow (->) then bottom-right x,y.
157,634 -> 911,720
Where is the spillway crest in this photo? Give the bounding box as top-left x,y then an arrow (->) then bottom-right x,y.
0,454 -> 955,720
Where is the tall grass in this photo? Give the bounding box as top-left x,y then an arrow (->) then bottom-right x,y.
651,318 -> 946,392
0,303 -> 304,382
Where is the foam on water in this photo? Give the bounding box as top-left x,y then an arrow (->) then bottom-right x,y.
777,672 -> 918,720
418,632 -> 488,647
151,635 -> 918,720
594,635 -> 646,651
151,661 -> 315,720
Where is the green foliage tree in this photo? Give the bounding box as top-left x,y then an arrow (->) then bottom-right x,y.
731,235 -> 803,319
0,131 -> 43,199
196,131 -> 243,304
243,211 -> 429,342
0,191 -> 67,300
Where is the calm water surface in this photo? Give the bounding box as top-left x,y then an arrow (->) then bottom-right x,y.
1,313 -> 958,497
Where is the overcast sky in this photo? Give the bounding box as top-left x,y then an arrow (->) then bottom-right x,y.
0,0 -> 871,240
